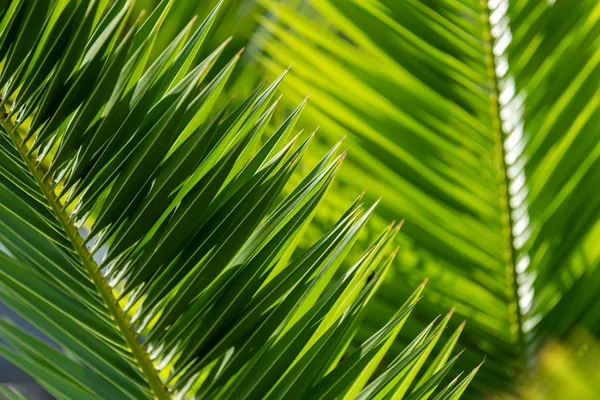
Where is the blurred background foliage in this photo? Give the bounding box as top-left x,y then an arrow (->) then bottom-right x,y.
67,0 -> 600,398
505,330 -> 600,400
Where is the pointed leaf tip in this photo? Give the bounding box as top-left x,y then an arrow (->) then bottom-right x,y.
236,47 -> 246,57
459,320 -> 467,329
477,355 -> 487,369
394,222 -> 403,233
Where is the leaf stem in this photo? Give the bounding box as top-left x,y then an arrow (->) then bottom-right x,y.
478,0 -> 526,353
1,118 -> 171,400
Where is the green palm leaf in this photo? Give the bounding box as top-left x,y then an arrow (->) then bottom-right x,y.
0,1 -> 479,398
257,0 -> 600,396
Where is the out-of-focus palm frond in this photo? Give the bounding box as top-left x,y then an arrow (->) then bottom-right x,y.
257,0 -> 600,396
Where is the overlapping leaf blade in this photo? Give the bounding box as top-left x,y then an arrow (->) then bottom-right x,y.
0,1 -> 477,398
257,0 -> 600,396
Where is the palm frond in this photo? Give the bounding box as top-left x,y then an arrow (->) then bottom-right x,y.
257,0 -> 600,396
0,1 -> 478,398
